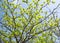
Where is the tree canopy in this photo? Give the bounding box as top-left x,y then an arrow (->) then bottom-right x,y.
0,0 -> 60,43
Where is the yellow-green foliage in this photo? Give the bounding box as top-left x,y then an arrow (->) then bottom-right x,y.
0,0 -> 60,43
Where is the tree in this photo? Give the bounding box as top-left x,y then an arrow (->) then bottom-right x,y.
0,0 -> 60,43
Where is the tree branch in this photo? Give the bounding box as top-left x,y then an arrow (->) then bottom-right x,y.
25,3 -> 60,42
0,22 -> 12,32
28,3 -> 60,34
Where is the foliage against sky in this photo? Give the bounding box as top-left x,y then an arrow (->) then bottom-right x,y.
0,0 -> 60,43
